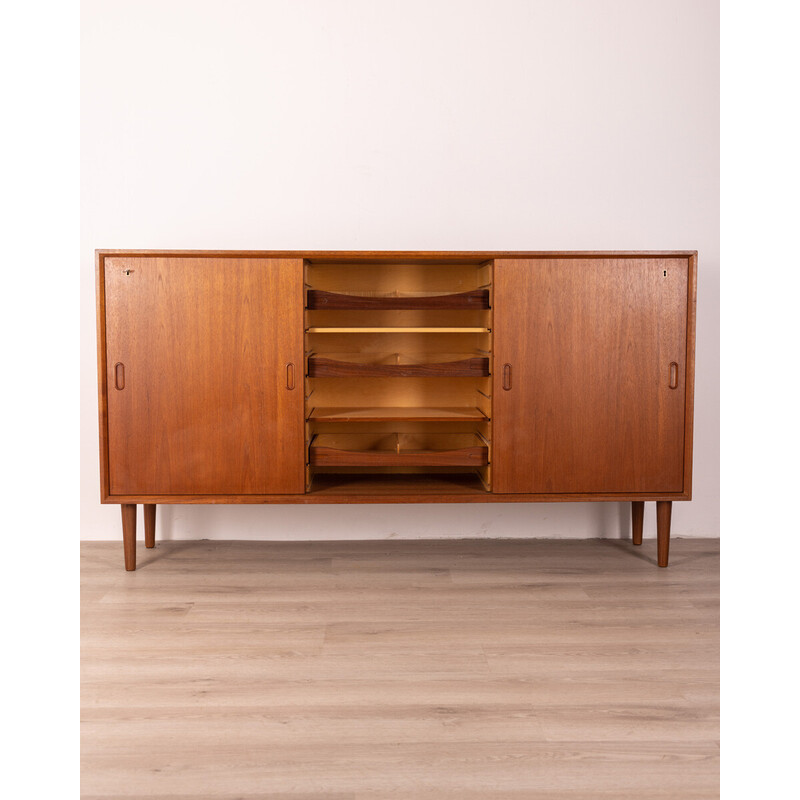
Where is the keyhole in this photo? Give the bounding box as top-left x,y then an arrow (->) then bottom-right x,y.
663,270 -> 667,276
124,269 -> 134,275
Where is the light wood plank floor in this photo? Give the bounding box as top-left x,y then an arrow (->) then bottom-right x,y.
81,538 -> 719,799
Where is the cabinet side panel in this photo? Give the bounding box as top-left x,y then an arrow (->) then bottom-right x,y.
682,253 -> 698,497
96,251 -> 111,500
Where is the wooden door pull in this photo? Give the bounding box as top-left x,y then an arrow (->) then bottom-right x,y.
502,363 -> 512,391
669,362 -> 679,389
114,362 -> 125,390
286,363 -> 295,390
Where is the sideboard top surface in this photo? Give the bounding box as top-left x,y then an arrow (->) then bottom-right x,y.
97,249 -> 697,263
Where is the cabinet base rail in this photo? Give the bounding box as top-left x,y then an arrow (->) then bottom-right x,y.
117,500 -> 673,571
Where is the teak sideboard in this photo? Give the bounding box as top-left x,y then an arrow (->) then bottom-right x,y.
95,250 -> 697,570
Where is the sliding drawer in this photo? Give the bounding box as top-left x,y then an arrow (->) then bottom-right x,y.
308,353 -> 489,378
309,433 -> 488,468
307,289 -> 490,310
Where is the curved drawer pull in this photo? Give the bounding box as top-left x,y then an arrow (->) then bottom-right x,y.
502,363 -> 512,391
114,362 -> 125,390
669,362 -> 679,389
286,363 -> 295,390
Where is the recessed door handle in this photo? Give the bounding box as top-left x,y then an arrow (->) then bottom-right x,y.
669,362 -> 679,389
286,363 -> 295,390
502,363 -> 512,391
114,362 -> 125,390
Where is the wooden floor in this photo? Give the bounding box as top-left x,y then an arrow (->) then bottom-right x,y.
81,538 -> 719,799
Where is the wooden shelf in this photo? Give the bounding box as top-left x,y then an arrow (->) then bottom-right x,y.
308,406 -> 489,422
307,289 -> 490,310
307,354 -> 490,378
306,327 -> 490,334
307,472 -> 489,496
309,433 -> 488,468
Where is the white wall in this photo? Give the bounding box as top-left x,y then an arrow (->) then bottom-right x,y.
80,0 -> 719,541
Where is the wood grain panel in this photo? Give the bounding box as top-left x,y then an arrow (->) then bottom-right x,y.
493,258 -> 689,493
103,257 -> 304,495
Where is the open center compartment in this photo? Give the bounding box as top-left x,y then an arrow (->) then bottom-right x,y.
304,258 -> 493,493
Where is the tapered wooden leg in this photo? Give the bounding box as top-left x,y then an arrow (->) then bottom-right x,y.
631,501 -> 644,546
656,500 -> 672,568
144,504 -> 156,548
121,504 -> 137,571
